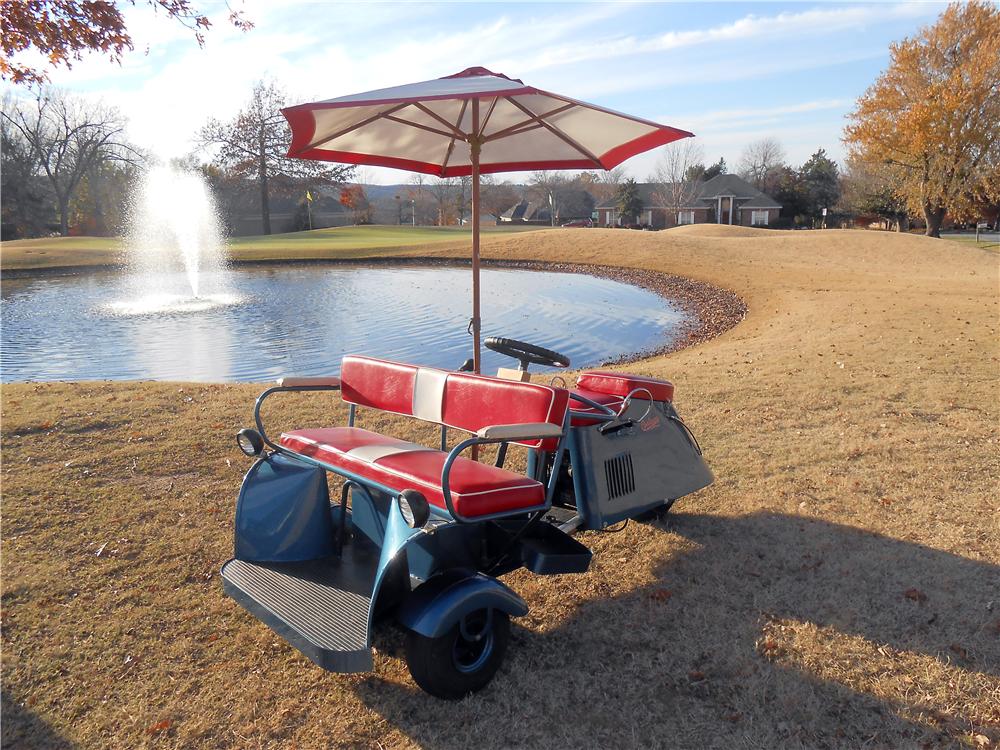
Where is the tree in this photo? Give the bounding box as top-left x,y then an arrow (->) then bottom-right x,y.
772,166 -> 810,227
406,173 -> 435,225
339,185 -> 370,225
70,158 -> 139,235
1,88 -> 139,235
838,155 -> 910,231
651,140 -> 705,220
454,176 -> 471,225
799,149 -> 841,223
431,176 -> 457,225
553,183 -> 595,221
844,1 -> 1000,237
738,138 -> 785,193
615,178 -> 643,225
1,1 -> 252,86
200,81 -> 352,235
527,171 -> 567,225
480,176 -> 520,222
703,158 -> 727,181
1,93 -> 52,238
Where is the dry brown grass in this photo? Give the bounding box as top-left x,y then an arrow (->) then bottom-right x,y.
2,226 -> 998,749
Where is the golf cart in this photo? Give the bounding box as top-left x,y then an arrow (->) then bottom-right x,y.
221,337 -> 712,698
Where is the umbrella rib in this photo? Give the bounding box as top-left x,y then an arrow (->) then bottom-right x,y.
441,99 -> 469,174
504,97 -> 603,166
300,102 -> 410,152
478,96 -> 499,139
483,121 -> 544,143
482,102 -> 575,143
382,114 -> 458,140
412,102 -> 467,139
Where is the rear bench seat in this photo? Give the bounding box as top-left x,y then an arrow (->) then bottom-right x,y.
279,356 -> 569,520
569,371 -> 674,425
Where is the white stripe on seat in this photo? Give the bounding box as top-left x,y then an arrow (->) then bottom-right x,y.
345,443 -> 429,463
412,367 -> 448,423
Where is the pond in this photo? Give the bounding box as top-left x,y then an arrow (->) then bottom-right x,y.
0,264 -> 690,382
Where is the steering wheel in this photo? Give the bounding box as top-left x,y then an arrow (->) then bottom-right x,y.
484,336 -> 571,370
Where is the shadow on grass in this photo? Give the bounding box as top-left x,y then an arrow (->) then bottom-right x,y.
356,512 -> 999,748
1,691 -> 75,749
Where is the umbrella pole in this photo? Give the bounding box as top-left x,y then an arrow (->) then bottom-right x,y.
471,100 -> 482,374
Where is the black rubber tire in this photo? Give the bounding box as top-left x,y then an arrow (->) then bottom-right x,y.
404,610 -> 510,699
484,336 -> 570,368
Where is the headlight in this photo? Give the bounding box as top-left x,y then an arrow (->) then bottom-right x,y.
398,490 -> 430,528
236,428 -> 265,457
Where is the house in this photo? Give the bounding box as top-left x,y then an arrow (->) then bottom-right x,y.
595,174 -> 782,229
498,199 -> 551,225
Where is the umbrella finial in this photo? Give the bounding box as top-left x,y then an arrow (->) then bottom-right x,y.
443,67 -> 523,84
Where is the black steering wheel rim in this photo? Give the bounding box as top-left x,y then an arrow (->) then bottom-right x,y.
484,336 -> 570,369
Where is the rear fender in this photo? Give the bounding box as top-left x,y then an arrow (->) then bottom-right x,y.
396,568 -> 528,638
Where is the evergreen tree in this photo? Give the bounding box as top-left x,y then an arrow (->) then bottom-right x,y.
800,149 -> 840,219
703,158 -> 727,180
616,178 -> 643,224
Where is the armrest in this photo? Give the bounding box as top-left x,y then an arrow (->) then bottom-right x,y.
475,422 -> 563,441
275,376 -> 341,388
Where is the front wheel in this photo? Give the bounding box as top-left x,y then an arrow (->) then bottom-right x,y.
404,609 -> 510,699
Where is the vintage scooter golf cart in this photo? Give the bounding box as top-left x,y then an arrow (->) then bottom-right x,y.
222,337 -> 712,698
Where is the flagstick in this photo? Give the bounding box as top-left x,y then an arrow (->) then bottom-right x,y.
470,98 -> 482,375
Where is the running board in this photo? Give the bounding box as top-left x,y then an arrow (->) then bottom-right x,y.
221,552 -> 377,673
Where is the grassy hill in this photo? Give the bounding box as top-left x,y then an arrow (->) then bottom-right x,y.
0,223 -> 551,271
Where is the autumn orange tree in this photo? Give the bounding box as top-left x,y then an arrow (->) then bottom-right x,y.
844,1 -> 1000,237
0,0 -> 251,86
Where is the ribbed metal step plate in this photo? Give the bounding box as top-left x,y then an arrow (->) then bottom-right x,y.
222,552 -> 377,673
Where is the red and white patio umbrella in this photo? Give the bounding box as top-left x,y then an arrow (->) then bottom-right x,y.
282,67 -> 692,372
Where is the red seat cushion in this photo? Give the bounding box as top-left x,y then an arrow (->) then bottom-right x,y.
279,427 -> 544,518
576,371 -> 674,402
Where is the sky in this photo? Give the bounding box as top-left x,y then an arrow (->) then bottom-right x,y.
5,0 -> 948,184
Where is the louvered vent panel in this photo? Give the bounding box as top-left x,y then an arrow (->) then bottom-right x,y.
604,453 -> 635,500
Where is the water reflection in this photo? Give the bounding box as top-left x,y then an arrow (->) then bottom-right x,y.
0,265 -> 690,382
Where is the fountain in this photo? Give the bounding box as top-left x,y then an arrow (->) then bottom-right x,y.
112,164 -> 239,315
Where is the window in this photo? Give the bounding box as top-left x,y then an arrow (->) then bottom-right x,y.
677,210 -> 695,225
751,210 -> 769,226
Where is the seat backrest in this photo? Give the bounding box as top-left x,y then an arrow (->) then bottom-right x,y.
340,355 -> 569,448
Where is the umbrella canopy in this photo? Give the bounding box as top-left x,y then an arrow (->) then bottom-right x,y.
282,67 -> 692,371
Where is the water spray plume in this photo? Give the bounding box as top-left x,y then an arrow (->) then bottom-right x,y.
117,164 -> 237,314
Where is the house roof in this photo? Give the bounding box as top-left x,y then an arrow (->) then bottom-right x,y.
500,199 -> 549,221
595,174 -> 781,211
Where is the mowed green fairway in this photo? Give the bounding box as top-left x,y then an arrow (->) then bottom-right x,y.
0,224 -> 552,271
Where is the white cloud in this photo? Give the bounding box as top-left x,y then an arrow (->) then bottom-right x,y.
513,2 -> 938,74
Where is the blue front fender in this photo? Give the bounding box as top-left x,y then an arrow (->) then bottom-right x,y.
396,568 -> 529,638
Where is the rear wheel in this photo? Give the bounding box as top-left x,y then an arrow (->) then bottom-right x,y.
404,609 -> 510,699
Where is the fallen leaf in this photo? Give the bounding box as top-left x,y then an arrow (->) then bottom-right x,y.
950,643 -> 969,660
687,670 -> 706,682
145,719 -> 172,735
904,588 -> 927,603
648,589 -> 672,603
